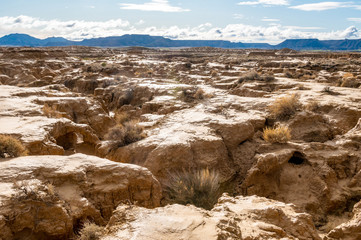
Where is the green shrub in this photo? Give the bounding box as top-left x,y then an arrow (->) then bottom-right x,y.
165,169 -> 220,210
0,135 -> 27,158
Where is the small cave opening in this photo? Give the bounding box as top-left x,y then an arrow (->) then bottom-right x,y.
56,132 -> 77,150
288,151 -> 307,165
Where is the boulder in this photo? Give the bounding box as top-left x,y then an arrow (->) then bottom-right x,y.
0,154 -> 161,240
103,194 -> 321,240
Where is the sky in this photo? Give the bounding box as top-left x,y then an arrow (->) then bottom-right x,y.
0,0 -> 361,44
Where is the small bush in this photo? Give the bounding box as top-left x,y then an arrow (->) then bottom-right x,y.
11,181 -> 58,203
105,120 -> 145,148
165,169 -> 220,210
238,71 -> 274,83
77,221 -> 104,240
179,87 -> 205,102
269,94 -> 301,120
263,126 -> 291,143
114,111 -> 130,125
0,135 -> 27,158
341,78 -> 360,88
321,86 -> 339,95
43,104 -> 63,118
304,100 -> 320,112
238,71 -> 259,83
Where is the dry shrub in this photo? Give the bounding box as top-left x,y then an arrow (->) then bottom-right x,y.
43,104 -> 63,118
343,72 -> 354,79
165,169 -> 220,210
305,99 -> 320,112
114,111 -> 130,125
238,71 -> 274,83
105,120 -> 146,148
11,181 -> 58,203
341,78 -> 360,88
263,126 -> 291,143
77,221 -> 104,240
269,94 -> 301,120
180,87 -> 206,102
0,134 -> 27,158
238,71 -> 259,83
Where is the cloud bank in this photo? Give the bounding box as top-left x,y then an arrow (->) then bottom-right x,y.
290,1 -> 361,11
0,15 -> 359,44
119,0 -> 189,12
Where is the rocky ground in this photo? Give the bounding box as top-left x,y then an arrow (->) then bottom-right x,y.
0,46 -> 360,239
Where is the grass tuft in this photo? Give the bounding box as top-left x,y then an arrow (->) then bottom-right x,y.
77,221 -> 104,240
263,126 -> 291,143
165,169 -> 220,210
269,93 -> 301,120
105,120 -> 146,148
0,135 -> 27,158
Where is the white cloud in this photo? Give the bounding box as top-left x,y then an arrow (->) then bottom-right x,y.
119,0 -> 189,12
348,17 -> 361,22
262,17 -> 280,22
290,2 -> 357,11
238,0 -> 289,6
233,14 -> 244,19
136,20 -> 145,25
0,15 -> 360,44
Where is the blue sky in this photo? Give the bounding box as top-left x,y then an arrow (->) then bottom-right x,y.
0,0 -> 360,43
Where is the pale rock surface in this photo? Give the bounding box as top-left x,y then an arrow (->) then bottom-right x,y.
0,154 -> 161,240
0,85 -> 114,155
103,194 -> 321,240
326,200 -> 361,240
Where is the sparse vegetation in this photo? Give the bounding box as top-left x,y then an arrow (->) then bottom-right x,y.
179,87 -> 206,102
114,111 -> 130,125
43,104 -> 63,118
321,86 -> 339,95
77,221 -> 105,240
263,126 -> 291,143
105,120 -> 146,148
269,94 -> 301,120
238,71 -> 275,83
11,181 -> 58,203
0,134 -> 27,158
165,168 -> 220,210
305,99 -> 321,112
341,78 -> 360,88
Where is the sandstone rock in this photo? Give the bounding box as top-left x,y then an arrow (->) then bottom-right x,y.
102,104 -> 265,184
325,200 -> 361,240
0,154 -> 161,240
103,194 -> 321,240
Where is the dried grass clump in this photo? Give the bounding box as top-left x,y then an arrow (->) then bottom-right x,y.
11,181 -> 58,203
114,111 -> 130,125
105,120 -> 146,148
77,221 -> 104,240
269,94 -> 301,120
238,71 -> 275,83
0,135 -> 27,158
165,169 -> 220,210
263,126 -> 291,143
304,99 -> 321,112
341,78 -> 360,88
43,104 -> 63,118
179,87 -> 206,102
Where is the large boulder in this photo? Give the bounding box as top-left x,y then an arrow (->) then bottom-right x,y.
103,194 -> 321,240
0,154 -> 161,240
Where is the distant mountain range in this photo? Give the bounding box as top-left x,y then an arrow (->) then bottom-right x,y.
1,33 -> 361,51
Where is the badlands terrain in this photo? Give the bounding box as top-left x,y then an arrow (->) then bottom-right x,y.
0,46 -> 360,240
